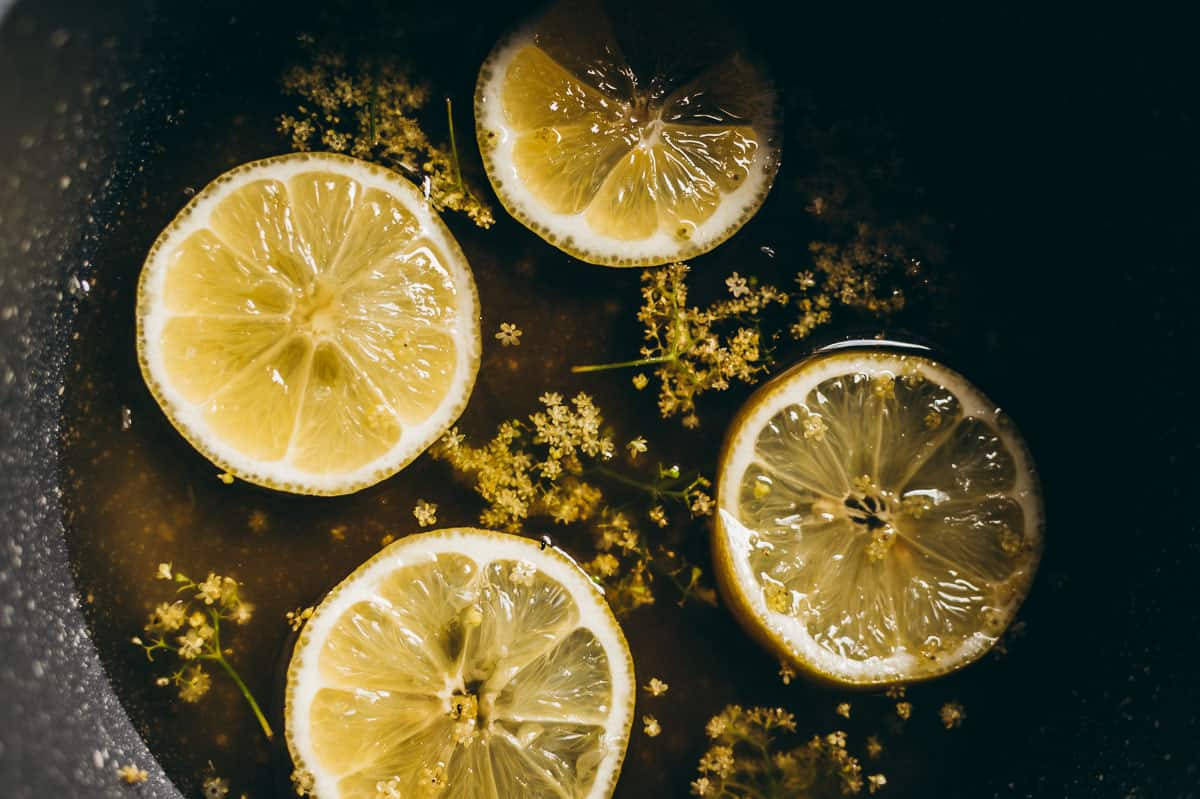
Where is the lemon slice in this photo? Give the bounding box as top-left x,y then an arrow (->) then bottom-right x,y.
475,2 -> 780,266
285,528 -> 636,799
136,153 -> 480,496
713,346 -> 1043,687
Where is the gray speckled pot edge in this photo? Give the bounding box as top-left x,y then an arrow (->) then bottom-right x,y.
0,4 -> 181,795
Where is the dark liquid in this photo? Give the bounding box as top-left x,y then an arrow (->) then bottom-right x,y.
58,3 -> 1084,797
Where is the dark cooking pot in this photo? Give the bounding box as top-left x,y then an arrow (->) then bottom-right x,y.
2,1 -> 1197,797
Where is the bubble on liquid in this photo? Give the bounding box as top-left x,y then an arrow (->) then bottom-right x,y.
120,406 -> 133,431
760,245 -> 776,258
66,274 -> 91,298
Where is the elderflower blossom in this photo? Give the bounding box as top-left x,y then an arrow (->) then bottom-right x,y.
178,664 -> 211,703
495,322 -> 522,346
866,736 -> 883,759
286,606 -> 315,632
195,573 -> 223,605
691,705 -> 876,797
413,499 -> 438,527
689,491 -> 714,517
778,661 -> 796,685
292,768 -> 315,797
279,48 -> 493,228
116,764 -> 148,784
145,601 -> 187,634
725,272 -> 750,297
232,602 -> 254,625
202,776 -> 229,799
626,436 -> 648,458
643,715 -> 662,737
939,701 -> 966,729
509,561 -> 536,586
644,677 -> 670,696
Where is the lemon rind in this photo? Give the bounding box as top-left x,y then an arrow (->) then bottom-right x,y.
136,153 -> 482,496
713,348 -> 1044,687
284,527 -> 636,799
474,33 -> 781,267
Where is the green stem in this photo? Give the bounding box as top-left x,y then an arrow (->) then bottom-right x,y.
211,654 -> 275,741
721,780 -> 767,799
649,559 -> 713,606
207,609 -> 274,740
368,62 -> 380,146
446,97 -> 466,194
593,465 -> 689,501
571,353 -> 677,373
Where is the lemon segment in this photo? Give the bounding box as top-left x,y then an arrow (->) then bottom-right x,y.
286,529 -> 635,799
714,348 -> 1043,686
476,11 -> 779,266
136,153 -> 480,495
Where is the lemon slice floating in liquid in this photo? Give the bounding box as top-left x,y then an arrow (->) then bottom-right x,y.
285,528 -> 636,799
713,347 -> 1043,687
136,153 -> 480,496
475,1 -> 780,266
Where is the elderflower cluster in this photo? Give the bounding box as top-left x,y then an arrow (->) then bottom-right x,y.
278,46 -> 493,228
631,264 -> 789,424
691,705 -> 884,797
792,222 -> 917,339
133,565 -> 255,705
431,392 -> 714,615
578,248 -> 922,426
430,392 -> 613,532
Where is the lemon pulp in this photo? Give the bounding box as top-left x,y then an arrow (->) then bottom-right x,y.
714,348 -> 1043,686
136,154 -> 480,495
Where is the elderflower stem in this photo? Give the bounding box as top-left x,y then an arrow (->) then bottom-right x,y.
207,611 -> 274,740
368,62 -> 379,145
593,465 -> 690,501
446,97 -> 466,194
722,780 -> 768,799
571,354 -> 677,373
211,654 -> 274,741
